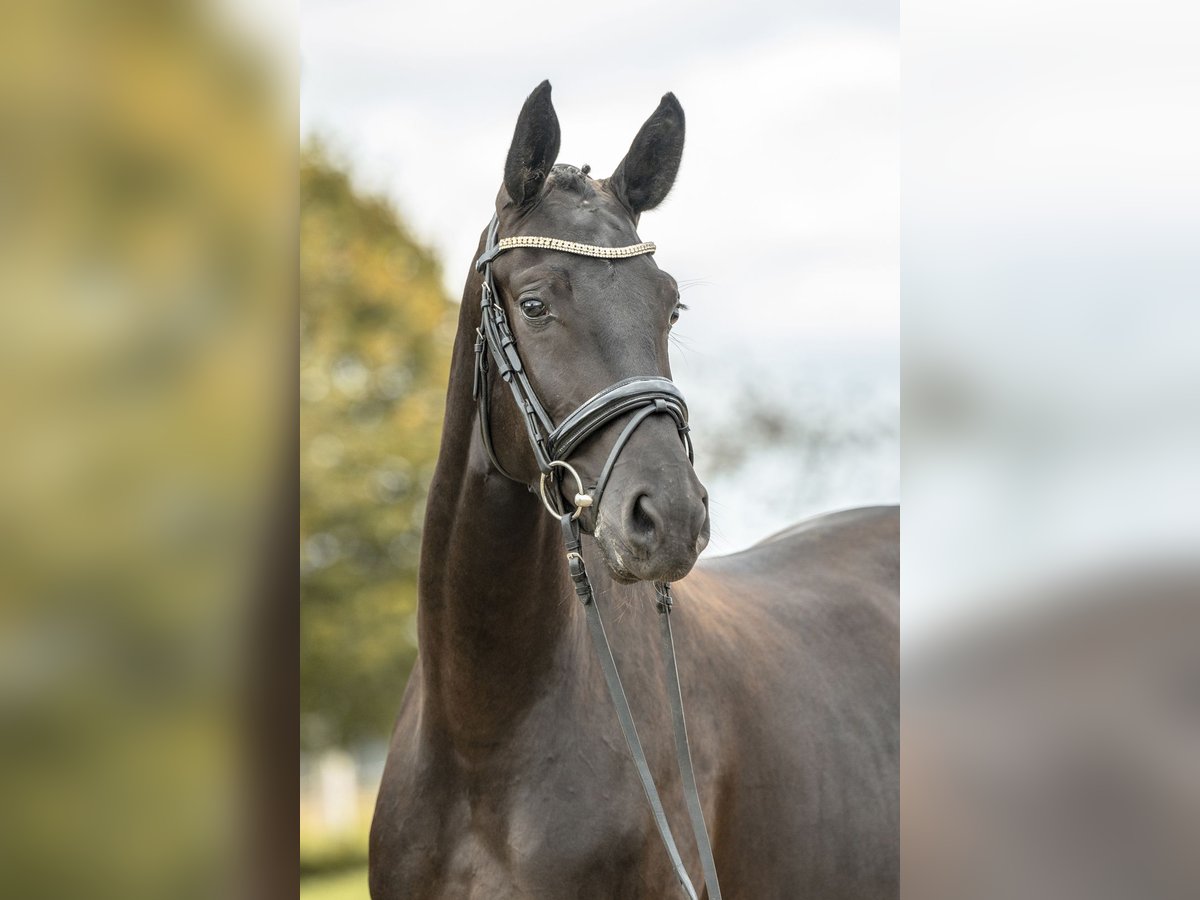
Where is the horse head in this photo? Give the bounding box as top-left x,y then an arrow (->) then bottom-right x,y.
481,81 -> 709,584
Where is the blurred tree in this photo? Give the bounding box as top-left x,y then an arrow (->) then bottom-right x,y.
300,143 -> 453,751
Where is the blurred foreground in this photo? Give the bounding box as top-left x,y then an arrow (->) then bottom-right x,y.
905,570 -> 1200,899
904,0 -> 1200,895
1,2 -> 292,898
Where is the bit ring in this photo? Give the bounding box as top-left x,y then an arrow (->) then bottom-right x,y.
540,460 -> 594,520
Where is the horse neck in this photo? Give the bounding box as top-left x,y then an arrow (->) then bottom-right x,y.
416,263 -> 592,749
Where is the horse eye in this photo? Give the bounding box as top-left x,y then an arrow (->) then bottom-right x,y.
670,303 -> 685,326
519,298 -> 548,320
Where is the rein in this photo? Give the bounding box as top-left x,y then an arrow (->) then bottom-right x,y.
473,215 -> 723,900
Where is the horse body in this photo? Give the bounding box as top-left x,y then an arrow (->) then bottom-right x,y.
371,492 -> 897,898
369,82 -> 898,899
675,508 -> 899,898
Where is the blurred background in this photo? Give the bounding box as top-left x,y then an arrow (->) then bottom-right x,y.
902,0 -> 1200,897
5,0 -> 1195,898
299,1 -> 899,895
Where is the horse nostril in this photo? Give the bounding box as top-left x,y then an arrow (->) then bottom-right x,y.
621,489 -> 708,563
629,494 -> 660,550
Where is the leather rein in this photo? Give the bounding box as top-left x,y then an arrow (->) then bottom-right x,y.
472,215 -> 723,900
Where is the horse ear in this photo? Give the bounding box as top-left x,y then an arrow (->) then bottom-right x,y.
609,93 -> 685,215
504,80 -> 561,207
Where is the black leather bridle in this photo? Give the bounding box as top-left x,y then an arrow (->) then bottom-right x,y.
473,215 -> 693,514
473,214 -> 723,900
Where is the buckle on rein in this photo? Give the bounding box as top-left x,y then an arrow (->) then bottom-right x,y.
472,327 -> 486,401
654,582 -> 674,615
565,551 -> 591,603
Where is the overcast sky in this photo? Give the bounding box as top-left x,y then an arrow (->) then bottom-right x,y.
300,0 -> 899,348
299,0 -> 1200,644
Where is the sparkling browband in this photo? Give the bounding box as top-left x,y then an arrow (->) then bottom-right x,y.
495,235 -> 656,259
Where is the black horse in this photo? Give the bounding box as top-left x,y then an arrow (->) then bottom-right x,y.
369,81 -> 898,899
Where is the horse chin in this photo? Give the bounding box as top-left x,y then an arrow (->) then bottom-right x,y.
640,558 -> 700,584
607,563 -> 643,586
593,526 -> 700,586
611,556 -> 698,585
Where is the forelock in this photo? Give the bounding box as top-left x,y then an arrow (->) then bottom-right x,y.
546,164 -> 595,198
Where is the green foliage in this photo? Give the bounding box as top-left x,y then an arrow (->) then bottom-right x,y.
301,867 -> 370,900
300,825 -> 370,879
300,143 -> 453,750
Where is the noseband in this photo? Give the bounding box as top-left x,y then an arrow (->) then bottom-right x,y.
472,215 -> 722,900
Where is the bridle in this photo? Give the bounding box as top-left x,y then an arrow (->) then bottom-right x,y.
473,214 -> 723,900
473,215 -> 693,517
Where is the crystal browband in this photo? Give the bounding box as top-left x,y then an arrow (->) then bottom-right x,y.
495,235 -> 656,259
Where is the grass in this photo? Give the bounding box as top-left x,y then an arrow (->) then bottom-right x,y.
300,865 -> 369,900
300,807 -> 370,894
